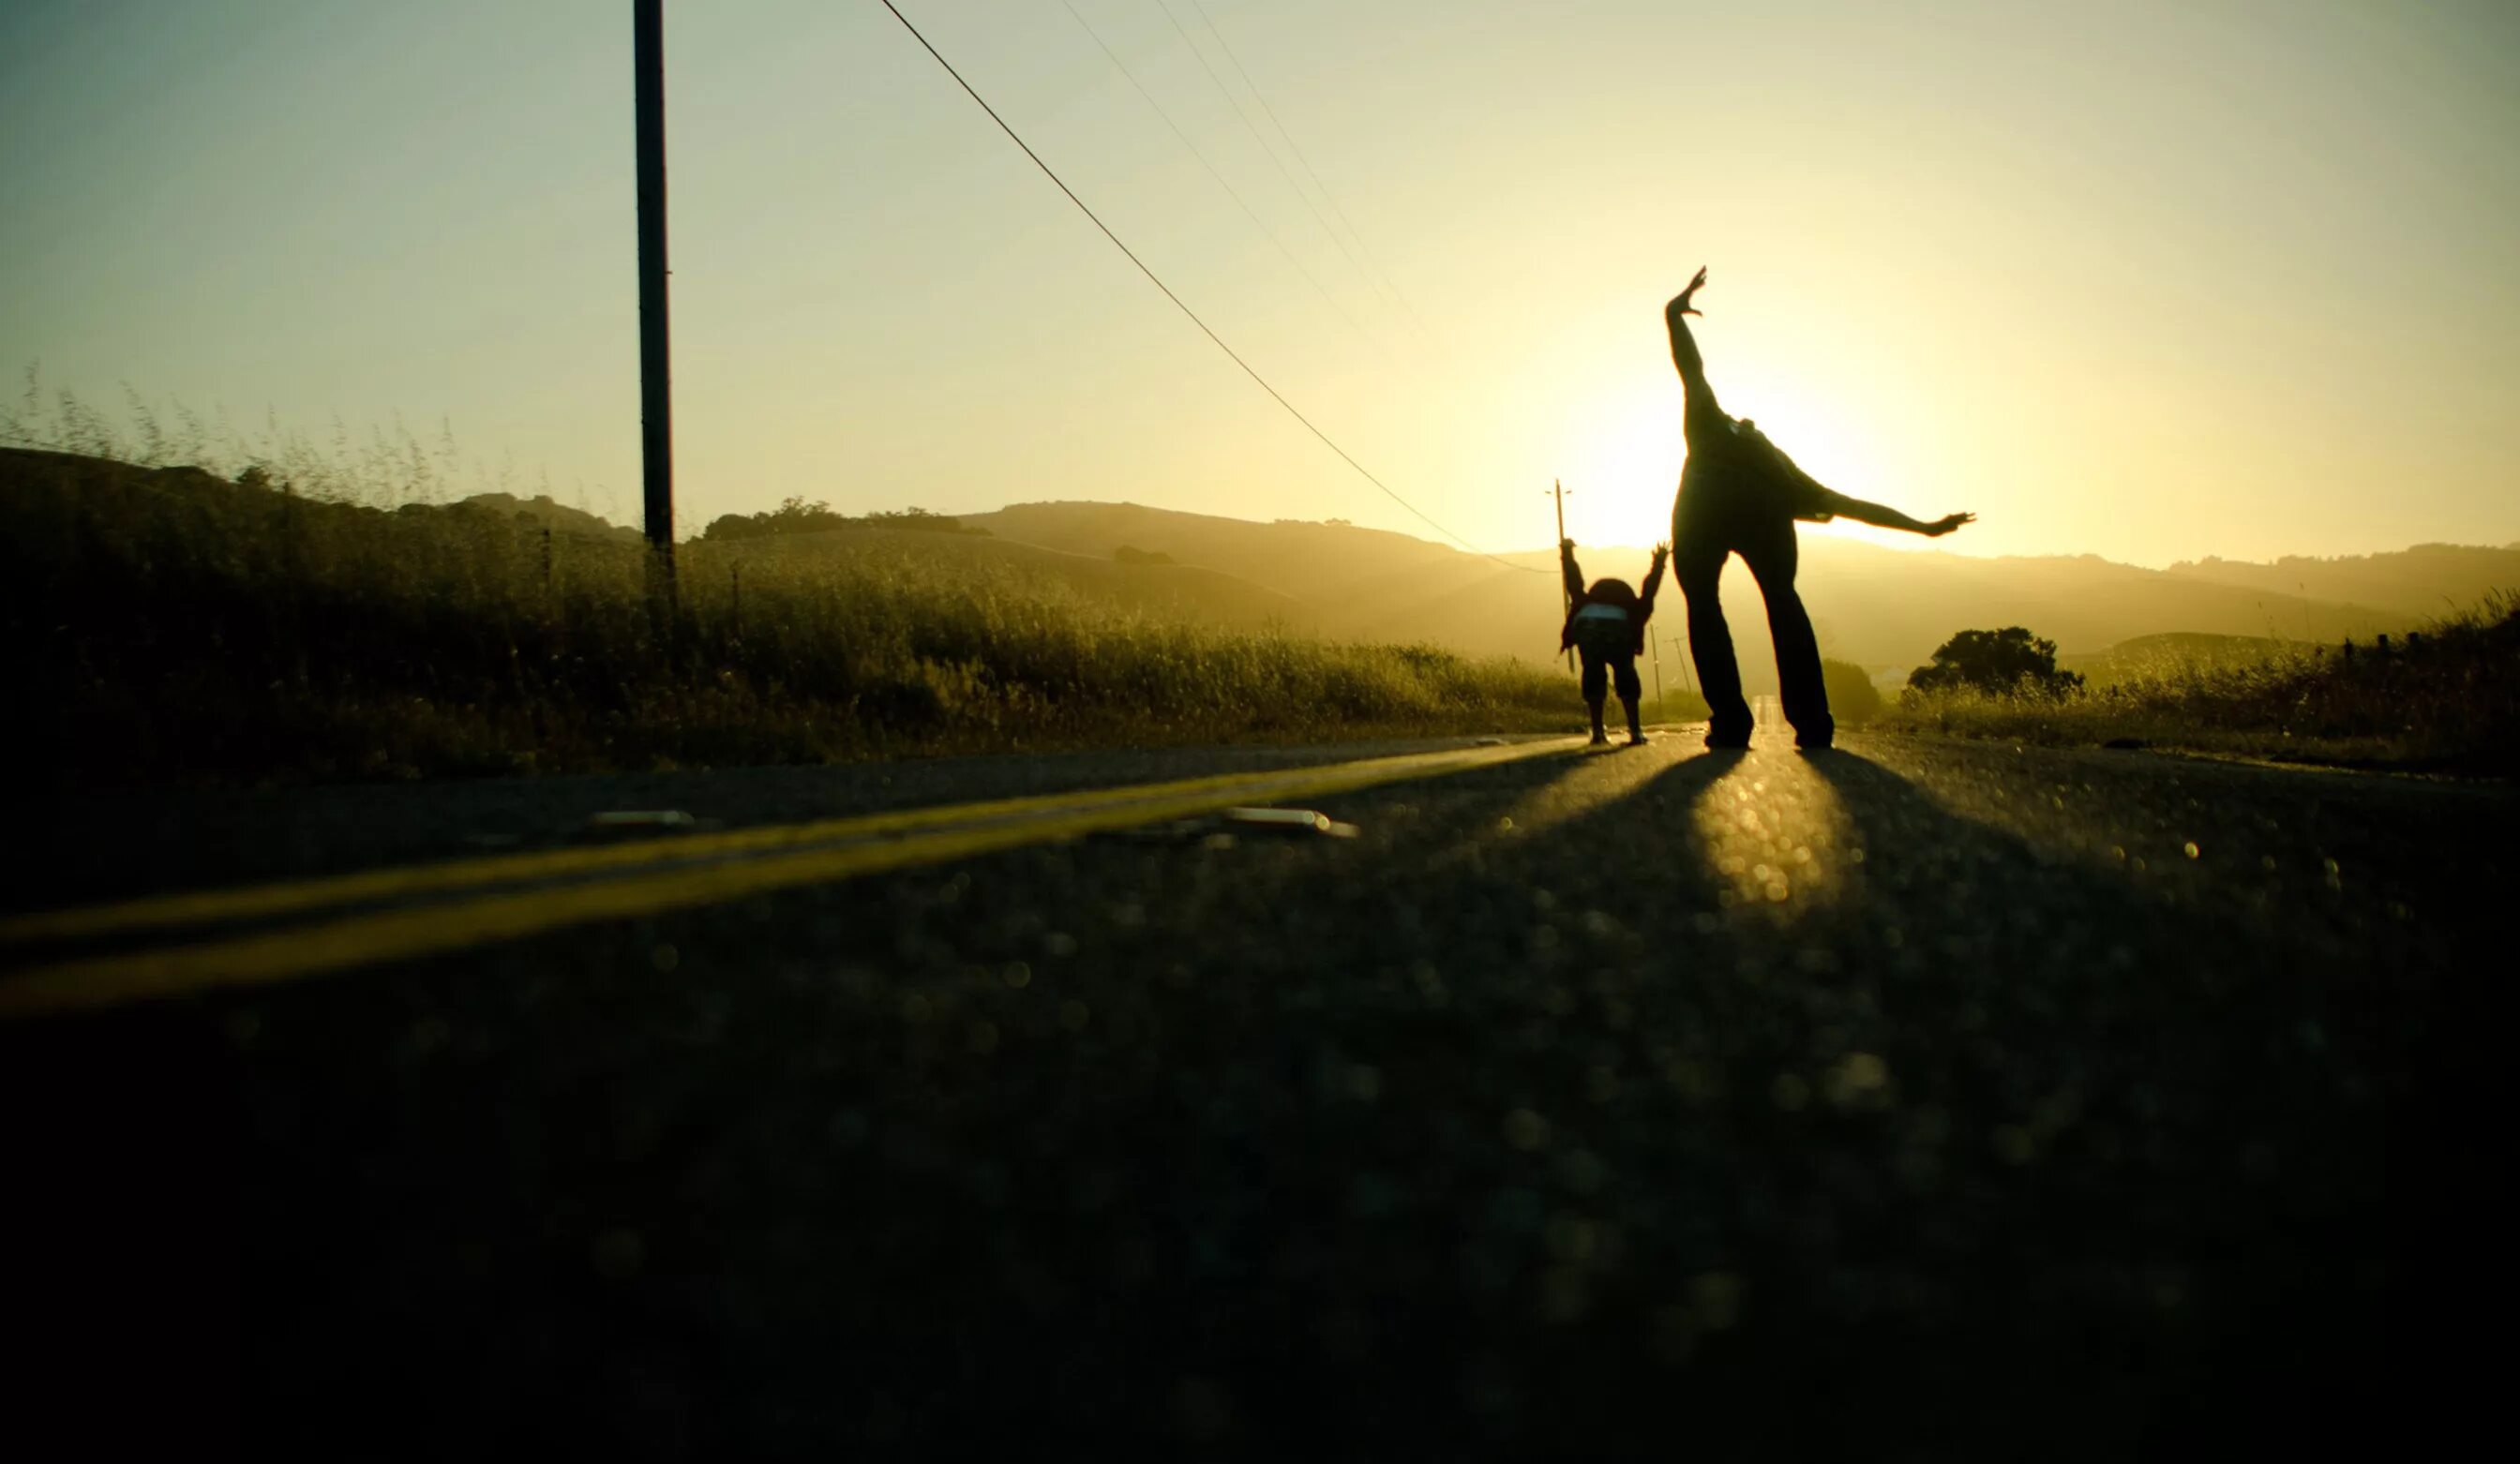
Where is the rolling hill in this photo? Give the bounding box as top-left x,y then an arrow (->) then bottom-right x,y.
18,441 -> 2505,698
2164,543 -> 2520,620
702,522 -> 1321,634
961,501 -> 2484,690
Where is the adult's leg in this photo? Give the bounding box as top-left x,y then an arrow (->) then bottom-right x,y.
1738,515 -> 1833,746
1672,504 -> 1750,743
1580,653 -> 1610,743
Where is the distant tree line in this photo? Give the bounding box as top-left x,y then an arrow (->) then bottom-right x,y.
700,497 -> 990,543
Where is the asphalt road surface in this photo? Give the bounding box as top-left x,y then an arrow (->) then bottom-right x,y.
4,731 -> 2502,1458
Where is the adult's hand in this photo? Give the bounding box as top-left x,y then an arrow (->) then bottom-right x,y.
1668,266 -> 1708,318
1926,512 -> 1976,537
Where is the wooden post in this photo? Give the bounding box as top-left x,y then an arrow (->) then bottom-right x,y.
1548,480 -> 1571,672
635,0 -> 676,607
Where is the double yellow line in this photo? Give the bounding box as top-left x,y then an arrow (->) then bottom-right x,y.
0,737 -> 1581,1019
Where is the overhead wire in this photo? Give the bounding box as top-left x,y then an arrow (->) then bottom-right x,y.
1058,0 -> 1394,365
1150,0 -> 1390,327
872,0 -> 1543,572
1186,0 -> 1432,338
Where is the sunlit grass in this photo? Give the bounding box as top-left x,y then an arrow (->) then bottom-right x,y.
3,384 -> 1582,785
1879,598 -> 2519,771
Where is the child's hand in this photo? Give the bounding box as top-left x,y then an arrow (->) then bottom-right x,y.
1652,540 -> 1670,560
1927,513 -> 1975,537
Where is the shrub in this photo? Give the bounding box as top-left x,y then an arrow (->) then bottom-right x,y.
1820,659 -> 1884,725
1907,626 -> 2085,698
1880,599 -> 2517,771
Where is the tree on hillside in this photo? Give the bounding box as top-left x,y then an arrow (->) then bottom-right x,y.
1821,659 -> 1884,724
861,506 -> 988,535
1907,627 -> 2085,697
700,499 -> 987,542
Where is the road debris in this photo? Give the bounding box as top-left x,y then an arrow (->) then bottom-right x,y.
1223,807 -> 1359,839
1104,806 -> 1358,847
574,810 -> 719,843
587,810 -> 698,830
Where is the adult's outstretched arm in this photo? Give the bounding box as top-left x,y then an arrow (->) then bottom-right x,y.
1828,499 -> 1975,537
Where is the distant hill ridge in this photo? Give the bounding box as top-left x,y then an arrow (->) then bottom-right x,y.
958,499 -> 2517,683
439,491 -> 641,544
9,449 -> 2510,693
2164,543 -> 2520,620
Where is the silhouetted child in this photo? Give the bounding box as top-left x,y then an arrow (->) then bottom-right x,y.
1559,538 -> 1669,746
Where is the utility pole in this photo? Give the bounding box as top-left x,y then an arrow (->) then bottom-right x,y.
635,0 -> 676,605
1547,479 -> 1571,671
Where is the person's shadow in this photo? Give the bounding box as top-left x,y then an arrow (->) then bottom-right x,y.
1466,740 -> 2413,1451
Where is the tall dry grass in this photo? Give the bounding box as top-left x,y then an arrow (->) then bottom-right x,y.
1880,600 -> 2519,771
3,384 -> 1579,785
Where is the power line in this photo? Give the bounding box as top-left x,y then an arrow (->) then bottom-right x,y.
1058,0 -> 1393,365
873,0 -> 1540,572
1151,0 -> 1387,323
1187,0 -> 1432,337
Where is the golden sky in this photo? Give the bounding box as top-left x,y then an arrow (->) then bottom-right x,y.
3,0 -> 2513,565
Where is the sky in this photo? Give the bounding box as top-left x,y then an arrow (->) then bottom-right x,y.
3,0 -> 2515,566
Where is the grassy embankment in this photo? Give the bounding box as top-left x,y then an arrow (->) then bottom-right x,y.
1880,602 -> 2519,772
4,441 -> 1587,786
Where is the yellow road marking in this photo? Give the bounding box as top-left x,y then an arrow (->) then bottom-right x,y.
0,737 -> 1579,1018
0,739 -> 1568,948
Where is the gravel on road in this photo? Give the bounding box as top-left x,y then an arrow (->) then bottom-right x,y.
6,733 -> 2500,1457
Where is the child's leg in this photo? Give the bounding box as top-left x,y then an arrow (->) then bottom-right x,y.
1580,653 -> 1610,742
1613,658 -> 1645,741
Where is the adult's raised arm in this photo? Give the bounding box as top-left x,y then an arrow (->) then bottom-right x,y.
1666,267 -> 1723,426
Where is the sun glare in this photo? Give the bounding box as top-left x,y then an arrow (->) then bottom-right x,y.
1561,379 -> 1875,548
1563,386 -> 1684,546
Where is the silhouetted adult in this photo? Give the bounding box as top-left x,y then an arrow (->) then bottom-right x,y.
1665,267 -> 1973,749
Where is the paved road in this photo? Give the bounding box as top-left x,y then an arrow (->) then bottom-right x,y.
5,732 -> 2502,1457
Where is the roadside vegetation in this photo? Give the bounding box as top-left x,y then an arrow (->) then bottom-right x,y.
1882,609 -> 2520,772
2,388 -> 1580,786
1821,659 -> 1884,725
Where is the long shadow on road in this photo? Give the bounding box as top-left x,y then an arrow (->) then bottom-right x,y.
2,739 -> 2478,1458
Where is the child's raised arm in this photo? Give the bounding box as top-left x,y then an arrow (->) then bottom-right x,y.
1638,542 -> 1671,620
1559,537 -> 1586,600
